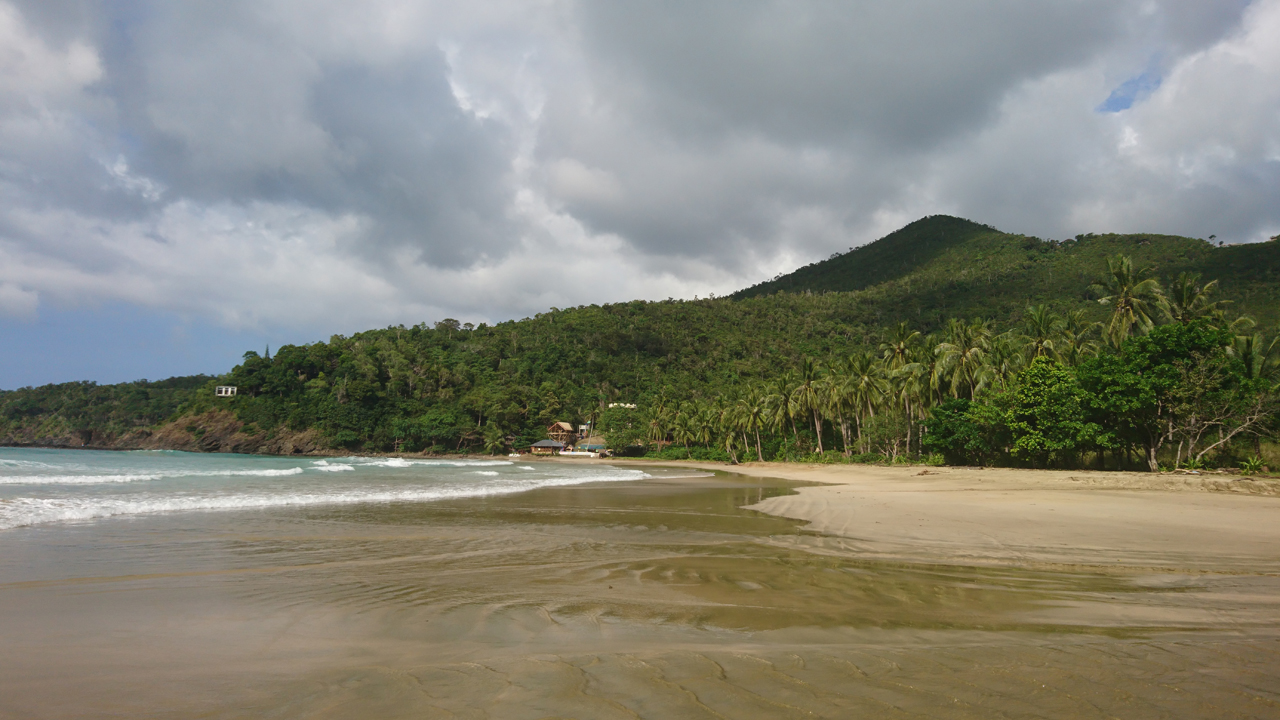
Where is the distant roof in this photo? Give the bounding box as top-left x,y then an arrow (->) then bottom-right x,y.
531,439 -> 565,448
548,422 -> 574,431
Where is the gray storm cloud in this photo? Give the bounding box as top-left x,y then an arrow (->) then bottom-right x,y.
0,0 -> 1275,330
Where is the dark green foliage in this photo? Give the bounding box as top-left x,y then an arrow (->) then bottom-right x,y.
924,322 -> 1270,470
920,398 -> 976,464
598,406 -> 645,450
1078,323 -> 1237,470
922,398 -> 1010,467
1006,358 -> 1093,467
737,215 -> 996,297
0,376 -> 214,442
737,215 -> 1280,331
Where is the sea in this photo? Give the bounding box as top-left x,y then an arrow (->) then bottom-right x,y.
0,446 -> 648,530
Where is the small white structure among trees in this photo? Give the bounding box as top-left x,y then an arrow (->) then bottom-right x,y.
215,386 -> 237,397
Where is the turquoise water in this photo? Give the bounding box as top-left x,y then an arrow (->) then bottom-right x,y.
0,447 -> 648,530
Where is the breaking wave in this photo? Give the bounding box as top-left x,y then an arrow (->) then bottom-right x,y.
344,457 -> 515,468
0,468 -> 649,530
0,467 -> 306,485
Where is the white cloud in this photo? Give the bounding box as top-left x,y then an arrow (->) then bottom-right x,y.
0,0 -> 1274,342
0,281 -> 37,319
0,3 -> 100,96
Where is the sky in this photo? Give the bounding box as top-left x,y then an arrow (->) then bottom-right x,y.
2,0 -> 1278,388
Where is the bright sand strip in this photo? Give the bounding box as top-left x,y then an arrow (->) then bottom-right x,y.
608,460 -> 1280,571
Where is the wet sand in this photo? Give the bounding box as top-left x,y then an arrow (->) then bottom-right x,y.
2,465 -> 1279,718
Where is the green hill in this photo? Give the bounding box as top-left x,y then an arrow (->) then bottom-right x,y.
735,215 -> 1280,329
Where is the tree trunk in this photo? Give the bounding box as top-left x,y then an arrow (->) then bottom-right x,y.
839,418 -> 851,456
755,429 -> 763,463
1145,441 -> 1160,473
813,410 -> 824,454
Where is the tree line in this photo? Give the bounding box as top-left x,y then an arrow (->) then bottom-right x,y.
601,256 -> 1278,471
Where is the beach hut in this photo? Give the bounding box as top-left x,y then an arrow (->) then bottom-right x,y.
529,439 -> 565,455
546,422 -> 577,444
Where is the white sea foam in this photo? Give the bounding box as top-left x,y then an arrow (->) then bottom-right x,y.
0,458 -> 61,469
473,471 -> 499,476
341,457 -> 513,468
312,464 -> 354,472
373,458 -> 414,468
0,473 -> 163,485
196,468 -> 305,477
0,469 -> 650,529
0,467 -> 305,485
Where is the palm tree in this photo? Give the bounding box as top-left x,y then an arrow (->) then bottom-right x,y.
722,431 -> 742,465
1021,305 -> 1062,360
821,358 -> 855,455
693,403 -> 716,448
841,352 -> 887,453
736,387 -> 769,462
789,358 -> 825,453
765,372 -> 800,444
1233,332 -> 1280,386
672,408 -> 695,453
935,318 -> 994,400
1232,332 -> 1280,456
879,322 -> 920,370
1091,255 -> 1168,347
917,334 -> 947,407
1168,272 -> 1228,325
646,404 -> 674,450
986,330 -> 1025,393
1059,310 -> 1101,366
482,422 -> 506,455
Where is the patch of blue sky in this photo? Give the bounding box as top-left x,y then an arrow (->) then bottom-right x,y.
1097,71 -> 1163,113
0,304 -> 288,389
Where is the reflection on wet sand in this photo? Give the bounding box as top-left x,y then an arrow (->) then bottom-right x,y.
1,470 -> 1277,718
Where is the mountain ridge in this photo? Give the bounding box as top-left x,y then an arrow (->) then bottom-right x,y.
734,214 -> 1280,329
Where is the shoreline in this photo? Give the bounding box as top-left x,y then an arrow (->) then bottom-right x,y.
7,443 -> 1279,573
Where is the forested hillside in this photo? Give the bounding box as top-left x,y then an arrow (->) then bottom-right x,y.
737,215 -> 1280,330
3,216 -> 1277,470
0,376 -> 212,446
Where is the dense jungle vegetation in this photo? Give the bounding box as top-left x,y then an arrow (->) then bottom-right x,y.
0,376 -> 212,445
3,215 -> 1278,470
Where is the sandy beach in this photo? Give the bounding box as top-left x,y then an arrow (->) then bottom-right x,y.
605,460 -> 1280,572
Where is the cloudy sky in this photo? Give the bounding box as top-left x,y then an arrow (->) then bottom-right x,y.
2,0 -> 1278,387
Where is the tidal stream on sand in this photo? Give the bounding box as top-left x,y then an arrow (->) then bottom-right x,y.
0,448 -> 1277,718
